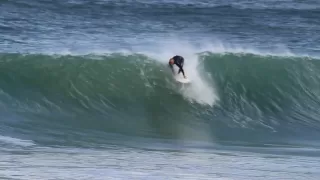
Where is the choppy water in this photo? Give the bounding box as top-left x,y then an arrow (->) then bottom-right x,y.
1,0 -> 320,179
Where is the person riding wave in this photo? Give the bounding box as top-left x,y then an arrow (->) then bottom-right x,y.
168,55 -> 186,79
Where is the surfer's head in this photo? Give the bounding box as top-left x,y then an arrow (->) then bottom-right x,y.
169,58 -> 174,65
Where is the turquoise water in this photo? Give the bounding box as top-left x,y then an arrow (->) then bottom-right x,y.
1,0 -> 320,179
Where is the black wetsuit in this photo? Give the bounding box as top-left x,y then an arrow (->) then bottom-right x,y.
169,55 -> 185,76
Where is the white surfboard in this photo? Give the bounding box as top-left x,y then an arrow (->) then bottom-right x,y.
174,75 -> 191,84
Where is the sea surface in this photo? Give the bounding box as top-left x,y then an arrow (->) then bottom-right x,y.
1,0 -> 320,179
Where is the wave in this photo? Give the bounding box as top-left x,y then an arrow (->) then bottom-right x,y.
0,52 -> 320,146
0,135 -> 35,147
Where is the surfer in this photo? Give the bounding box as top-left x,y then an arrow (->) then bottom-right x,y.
169,55 -> 186,78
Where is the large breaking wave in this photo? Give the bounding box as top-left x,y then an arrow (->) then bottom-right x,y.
0,52 -> 320,147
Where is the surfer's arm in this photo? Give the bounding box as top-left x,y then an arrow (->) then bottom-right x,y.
169,63 -> 175,74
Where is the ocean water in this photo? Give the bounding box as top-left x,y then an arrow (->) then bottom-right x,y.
1,0 -> 320,179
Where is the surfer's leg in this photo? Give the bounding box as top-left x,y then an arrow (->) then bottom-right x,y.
178,57 -> 184,66
178,58 -> 184,75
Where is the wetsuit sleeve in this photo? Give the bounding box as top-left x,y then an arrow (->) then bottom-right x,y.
176,63 -> 185,76
169,63 -> 175,73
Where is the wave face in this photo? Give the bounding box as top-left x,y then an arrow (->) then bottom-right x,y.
0,52 -> 320,146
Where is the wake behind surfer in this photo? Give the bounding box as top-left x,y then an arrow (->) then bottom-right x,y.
168,55 -> 186,78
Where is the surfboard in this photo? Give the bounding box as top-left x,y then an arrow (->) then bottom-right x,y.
174,75 -> 191,84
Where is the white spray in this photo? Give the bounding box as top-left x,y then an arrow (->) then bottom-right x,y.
136,39 -> 220,107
